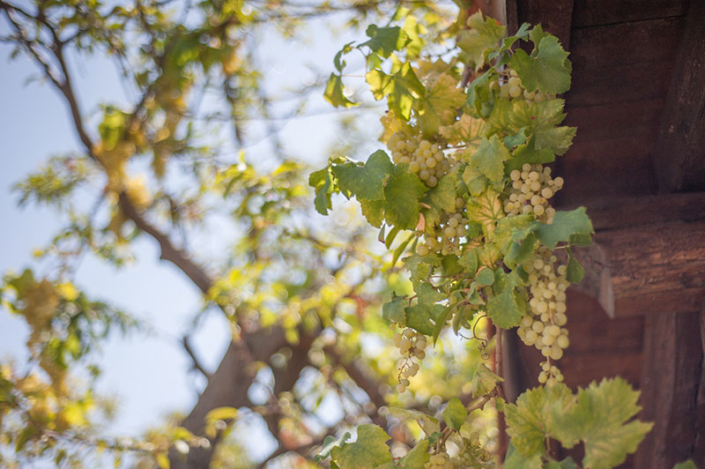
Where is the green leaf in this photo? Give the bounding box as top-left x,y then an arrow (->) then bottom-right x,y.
465,190 -> 504,238
504,383 -> 574,458
384,163 -> 427,230
534,207 -> 593,249
552,378 -> 653,469
383,295 -> 407,326
565,247 -> 585,284
458,12 -> 506,70
504,443 -> 542,469
442,398 -> 467,431
673,461 -> 698,469
462,165 -> 489,197
330,424 -> 392,469
504,128 -> 528,148
545,458 -> 579,469
310,167 -> 337,215
459,249 -> 479,277
367,63 -> 425,120
404,254 -> 441,288
360,198 -> 385,227
475,267 -> 495,286
469,135 -> 511,183
324,74 -> 359,108
387,408 -> 440,436
316,433 -> 352,462
470,364 -> 503,398
406,283 -> 445,336
509,35 -> 571,94
416,74 -> 466,137
333,150 -> 393,201
486,286 -> 522,328
425,169 -> 460,214
397,439 -> 430,468
360,25 -> 409,59
334,42 -> 355,73
507,136 -> 556,172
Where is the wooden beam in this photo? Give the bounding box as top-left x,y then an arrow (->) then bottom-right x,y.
652,0 -> 705,193
634,310 -> 705,468
573,220 -> 705,318
516,0 -> 574,49
566,191 -> 705,231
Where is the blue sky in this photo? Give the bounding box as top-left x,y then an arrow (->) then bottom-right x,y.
0,8 -> 383,460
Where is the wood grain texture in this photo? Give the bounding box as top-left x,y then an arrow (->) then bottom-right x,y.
575,220 -> 705,318
572,0 -> 687,28
652,0 -> 705,192
635,311 -> 705,468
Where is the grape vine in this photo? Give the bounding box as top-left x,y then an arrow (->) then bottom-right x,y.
311,11 -> 672,469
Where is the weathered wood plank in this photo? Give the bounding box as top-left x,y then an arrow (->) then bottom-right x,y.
516,0 -> 574,48
557,135 -> 658,203
573,192 -> 705,231
561,351 -> 642,388
572,0 -> 687,28
564,291 -> 644,353
574,221 -> 705,318
635,311 -> 704,468
565,99 -> 664,142
651,0 -> 705,193
570,16 -> 681,69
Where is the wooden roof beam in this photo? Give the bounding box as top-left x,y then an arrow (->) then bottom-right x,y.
569,192 -> 705,318
651,0 -> 705,193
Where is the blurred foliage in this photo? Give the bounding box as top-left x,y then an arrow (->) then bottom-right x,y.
0,0 -> 509,468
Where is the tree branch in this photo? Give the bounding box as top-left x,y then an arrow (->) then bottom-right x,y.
182,335 -> 212,380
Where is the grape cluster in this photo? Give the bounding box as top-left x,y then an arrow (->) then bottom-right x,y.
539,361 -> 564,387
393,328 -> 427,392
417,203 -> 468,257
454,440 -> 493,468
503,163 -> 563,223
516,247 -> 570,363
387,131 -> 455,188
497,72 -> 553,102
425,453 -> 454,469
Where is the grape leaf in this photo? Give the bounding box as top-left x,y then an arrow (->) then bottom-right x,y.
470,363 -> 503,398
465,190 -> 504,237
442,398 -> 467,431
673,461 -> 698,469
333,150 -> 393,201
330,424 -> 392,469
509,35 -> 571,94
406,282 -> 445,336
383,295 -> 408,326
360,25 -> 409,59
384,163 -> 427,230
458,12 -> 505,70
416,74 -> 466,137
533,207 -> 593,249
504,383 -> 574,458
544,458 -> 579,469
387,408 -> 440,436
565,247 -> 585,284
360,198 -> 385,227
506,136 -> 556,172
324,74 -> 359,108
310,167 -> 337,215
504,443 -> 542,469
469,135 -> 511,183
367,63 -> 425,120
439,114 -> 485,145
551,378 -> 653,469
404,254 -> 441,288
397,439 -> 429,468
425,169 -> 460,214
462,165 -> 489,197
486,287 -> 522,329
316,433 -> 352,462
475,267 -> 495,286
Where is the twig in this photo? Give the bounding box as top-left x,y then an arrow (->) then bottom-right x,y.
182,336 -> 212,380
